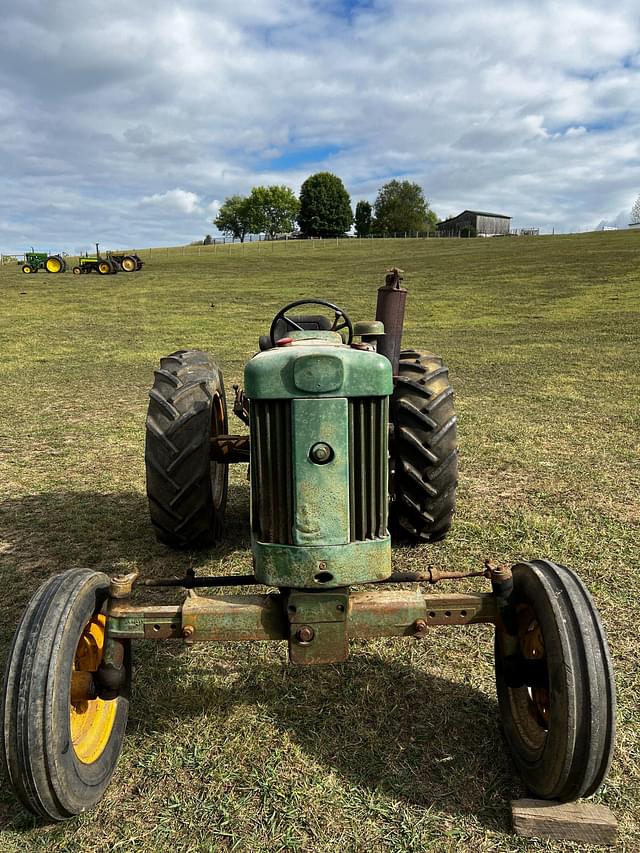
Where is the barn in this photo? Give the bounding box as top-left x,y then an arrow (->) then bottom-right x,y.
437,210 -> 511,236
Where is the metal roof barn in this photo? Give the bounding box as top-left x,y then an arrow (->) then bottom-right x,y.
437,210 -> 511,236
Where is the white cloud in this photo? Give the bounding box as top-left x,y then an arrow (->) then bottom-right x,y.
140,189 -> 202,214
1,0 -> 639,247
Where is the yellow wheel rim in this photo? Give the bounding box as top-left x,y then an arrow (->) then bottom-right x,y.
46,257 -> 62,272
69,614 -> 117,764
22,266 -> 31,273
122,258 -> 135,271
99,262 -> 110,273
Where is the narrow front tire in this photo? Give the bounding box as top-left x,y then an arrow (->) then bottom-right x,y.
1,569 -> 130,821
495,560 -> 616,801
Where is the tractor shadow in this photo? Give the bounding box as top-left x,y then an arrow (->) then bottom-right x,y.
0,483 -> 252,659
128,651 -> 522,831
0,483 -> 251,575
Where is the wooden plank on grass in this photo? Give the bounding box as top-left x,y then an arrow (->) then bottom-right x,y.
511,799 -> 617,845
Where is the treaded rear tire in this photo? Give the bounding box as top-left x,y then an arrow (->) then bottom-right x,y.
145,349 -> 228,548
45,255 -> 65,273
389,350 -> 458,542
1,569 -> 130,821
495,560 -> 616,801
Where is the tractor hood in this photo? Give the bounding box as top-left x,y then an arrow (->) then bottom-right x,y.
244,337 -> 392,400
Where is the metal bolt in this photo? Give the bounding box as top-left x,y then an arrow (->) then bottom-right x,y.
310,442 -> 332,464
296,625 -> 315,644
413,619 -> 428,638
318,561 -> 327,570
109,571 -> 139,599
183,625 -> 195,639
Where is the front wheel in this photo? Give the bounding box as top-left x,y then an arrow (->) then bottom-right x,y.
1,569 -> 130,821
495,560 -> 616,801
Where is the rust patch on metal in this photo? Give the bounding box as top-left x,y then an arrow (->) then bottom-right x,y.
209,434 -> 250,462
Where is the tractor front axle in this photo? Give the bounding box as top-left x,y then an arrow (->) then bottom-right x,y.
104,573 -> 501,667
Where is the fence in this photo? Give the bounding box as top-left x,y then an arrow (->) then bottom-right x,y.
2,227 -> 604,264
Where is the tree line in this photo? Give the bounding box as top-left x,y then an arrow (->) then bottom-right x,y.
213,173 -> 438,242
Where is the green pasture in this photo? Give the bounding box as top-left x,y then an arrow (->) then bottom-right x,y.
0,232 -> 638,851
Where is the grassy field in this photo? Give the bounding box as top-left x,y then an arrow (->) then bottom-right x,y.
0,233 -> 638,852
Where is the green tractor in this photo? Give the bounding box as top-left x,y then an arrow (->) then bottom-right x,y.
21,249 -> 66,274
1,270 -> 616,821
71,243 -> 118,276
109,251 -> 144,272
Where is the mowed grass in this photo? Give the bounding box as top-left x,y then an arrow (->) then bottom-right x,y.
0,232 -> 638,852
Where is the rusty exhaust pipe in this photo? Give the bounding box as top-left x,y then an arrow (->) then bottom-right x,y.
375,267 -> 407,376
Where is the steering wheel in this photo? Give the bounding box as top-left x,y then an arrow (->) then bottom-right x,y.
269,298 -> 354,346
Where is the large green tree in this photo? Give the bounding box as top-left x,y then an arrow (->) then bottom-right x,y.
249,185 -> 299,240
297,172 -> 353,237
214,195 -> 253,242
373,180 -> 437,234
354,200 -> 372,237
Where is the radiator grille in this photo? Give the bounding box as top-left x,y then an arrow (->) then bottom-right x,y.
251,396 -> 388,544
250,399 -> 294,544
348,397 -> 388,541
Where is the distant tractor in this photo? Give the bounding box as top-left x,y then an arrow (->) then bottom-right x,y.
71,245 -> 144,275
21,250 -> 66,275
109,252 -> 144,273
72,244 -> 118,276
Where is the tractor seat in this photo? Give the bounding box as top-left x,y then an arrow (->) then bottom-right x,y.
258,314 -> 333,350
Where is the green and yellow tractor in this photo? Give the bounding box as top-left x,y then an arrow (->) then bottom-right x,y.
21,249 -> 66,274
71,244 -> 143,275
1,270 -> 616,821
109,251 -> 144,272
72,244 -> 118,276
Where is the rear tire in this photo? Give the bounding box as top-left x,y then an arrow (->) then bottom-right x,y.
389,350 -> 458,542
97,260 -> 114,275
495,560 -> 616,801
145,350 -> 229,548
1,569 -> 130,821
45,255 -> 64,273
120,255 -> 137,272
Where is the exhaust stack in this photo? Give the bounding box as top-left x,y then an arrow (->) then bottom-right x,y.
375,267 -> 407,376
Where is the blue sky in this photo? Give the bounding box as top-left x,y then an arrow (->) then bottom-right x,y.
1,0 -> 639,252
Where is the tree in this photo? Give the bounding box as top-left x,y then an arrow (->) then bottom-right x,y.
248,185 -> 299,240
203,234 -> 212,245
214,195 -> 253,242
631,194 -> 640,224
354,200 -> 372,237
373,180 -> 436,235
297,172 -> 352,237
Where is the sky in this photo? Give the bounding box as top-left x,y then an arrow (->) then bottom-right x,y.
1,0 -> 639,252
